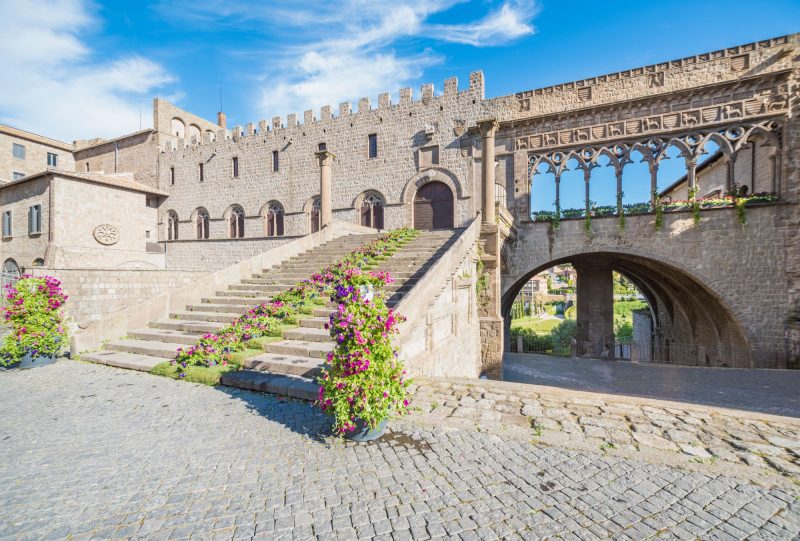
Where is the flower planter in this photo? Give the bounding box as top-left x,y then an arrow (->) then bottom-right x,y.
1,352 -> 57,370
344,418 -> 387,442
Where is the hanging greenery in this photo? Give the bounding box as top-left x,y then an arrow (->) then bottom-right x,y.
653,189 -> 664,232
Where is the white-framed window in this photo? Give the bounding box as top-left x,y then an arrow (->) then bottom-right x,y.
229,206 -> 245,238
166,211 -> 179,240
195,208 -> 210,239
265,202 -> 284,237
28,204 -> 42,235
47,152 -> 57,167
12,143 -> 25,160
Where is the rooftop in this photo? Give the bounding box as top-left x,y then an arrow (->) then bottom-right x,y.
0,168 -> 168,196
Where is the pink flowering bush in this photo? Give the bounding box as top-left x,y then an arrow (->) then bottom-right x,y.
0,275 -> 68,366
317,269 -> 412,434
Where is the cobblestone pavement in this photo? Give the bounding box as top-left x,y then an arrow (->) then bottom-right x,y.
1,362 -> 799,540
408,376 -> 800,484
503,353 -> 800,418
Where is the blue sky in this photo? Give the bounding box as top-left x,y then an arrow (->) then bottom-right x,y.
1,0 -> 798,145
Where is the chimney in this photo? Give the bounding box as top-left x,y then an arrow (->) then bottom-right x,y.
217,112 -> 227,129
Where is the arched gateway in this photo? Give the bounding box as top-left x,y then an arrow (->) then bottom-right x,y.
413,182 -> 454,230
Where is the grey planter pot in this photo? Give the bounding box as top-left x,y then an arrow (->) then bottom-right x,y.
344,418 -> 387,442
1,352 -> 57,370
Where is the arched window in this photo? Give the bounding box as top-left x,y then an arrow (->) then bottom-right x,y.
495,183 -> 507,208
310,197 -> 321,234
195,208 -> 209,240
265,202 -> 284,237
167,211 -> 179,241
360,193 -> 384,229
188,124 -> 201,142
229,206 -> 245,238
171,118 -> 185,139
32,258 -> 44,267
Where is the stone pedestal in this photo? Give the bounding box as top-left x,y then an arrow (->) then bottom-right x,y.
574,261 -> 614,358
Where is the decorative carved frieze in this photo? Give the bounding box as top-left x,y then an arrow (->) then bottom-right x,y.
515,83 -> 789,152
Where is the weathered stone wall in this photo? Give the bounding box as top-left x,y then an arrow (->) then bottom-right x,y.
0,126 -> 74,183
501,204 -> 796,368
32,268 -> 200,324
164,237 -> 294,271
73,131 -> 161,189
49,175 -> 165,269
156,73 -> 486,247
631,309 -> 652,362
0,175 -> 50,270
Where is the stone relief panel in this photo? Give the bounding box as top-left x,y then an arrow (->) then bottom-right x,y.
93,224 -> 120,246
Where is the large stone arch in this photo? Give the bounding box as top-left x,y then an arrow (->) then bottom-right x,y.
502,242 -> 754,368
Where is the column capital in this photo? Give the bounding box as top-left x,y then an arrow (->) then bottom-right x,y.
315,150 -> 336,166
477,118 -> 499,138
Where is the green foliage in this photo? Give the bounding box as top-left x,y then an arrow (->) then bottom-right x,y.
0,275 -> 69,365
549,319 -> 577,355
510,316 -> 560,334
653,189 -> 664,232
735,197 -> 747,226
564,305 -> 576,320
151,359 -> 241,386
615,322 -> 633,343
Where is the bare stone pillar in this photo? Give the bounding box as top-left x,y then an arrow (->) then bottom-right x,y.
316,150 -> 335,228
649,161 -> 658,208
478,118 -> 499,224
574,260 -> 614,359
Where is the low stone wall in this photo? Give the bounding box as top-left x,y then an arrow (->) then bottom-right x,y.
31,268 -> 201,324
396,218 -> 482,378
163,237 -> 296,271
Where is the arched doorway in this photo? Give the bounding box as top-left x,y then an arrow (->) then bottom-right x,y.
1,259 -> 21,302
414,182 -> 453,229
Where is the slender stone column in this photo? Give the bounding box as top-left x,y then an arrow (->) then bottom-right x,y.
616,167 -> 623,215
687,159 -> 698,199
554,173 -> 561,217
584,168 -> 591,215
574,260 -> 614,358
315,150 -> 335,228
649,161 -> 658,207
478,118 -> 499,224
725,154 -> 735,194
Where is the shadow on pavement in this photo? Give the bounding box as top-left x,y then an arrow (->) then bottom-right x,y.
503,352 -> 800,418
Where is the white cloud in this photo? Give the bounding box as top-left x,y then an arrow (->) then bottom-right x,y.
429,1 -> 538,46
0,0 -> 175,142
251,0 -> 537,118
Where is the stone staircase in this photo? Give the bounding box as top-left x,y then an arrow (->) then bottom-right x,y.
222,229 -> 462,400
81,233 -> 382,371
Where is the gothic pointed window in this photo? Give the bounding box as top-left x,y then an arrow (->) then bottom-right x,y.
360,193 -> 384,229
229,206 -> 245,238
195,208 -> 209,239
310,197 -> 321,234
266,202 -> 284,237
167,211 -> 179,241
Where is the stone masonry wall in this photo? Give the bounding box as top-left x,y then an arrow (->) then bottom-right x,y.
31,268 -> 201,324
156,73 -> 486,249
0,129 -> 74,183
73,131 -> 161,189
0,175 -> 50,269
164,237 -> 294,271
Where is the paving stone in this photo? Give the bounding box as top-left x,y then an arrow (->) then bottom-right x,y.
1,362 -> 799,540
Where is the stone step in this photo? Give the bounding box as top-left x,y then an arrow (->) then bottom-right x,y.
150,319 -> 226,333
220,370 -> 317,401
128,328 -> 202,344
244,352 -> 324,379
169,311 -> 239,323
105,338 -> 184,358
264,339 -> 332,359
299,317 -> 329,329
202,296 -> 272,305
215,290 -> 273,298
282,326 -> 331,343
313,307 -> 336,318
187,303 -> 251,314
81,351 -> 168,372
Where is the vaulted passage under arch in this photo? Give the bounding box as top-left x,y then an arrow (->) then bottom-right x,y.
502,252 -> 752,368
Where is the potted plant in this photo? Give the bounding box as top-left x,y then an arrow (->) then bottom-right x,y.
0,275 -> 69,369
317,269 -> 411,441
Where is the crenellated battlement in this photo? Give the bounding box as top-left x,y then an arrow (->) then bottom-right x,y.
162,71 -> 484,154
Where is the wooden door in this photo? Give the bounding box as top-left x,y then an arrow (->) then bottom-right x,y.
414,182 -> 453,229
